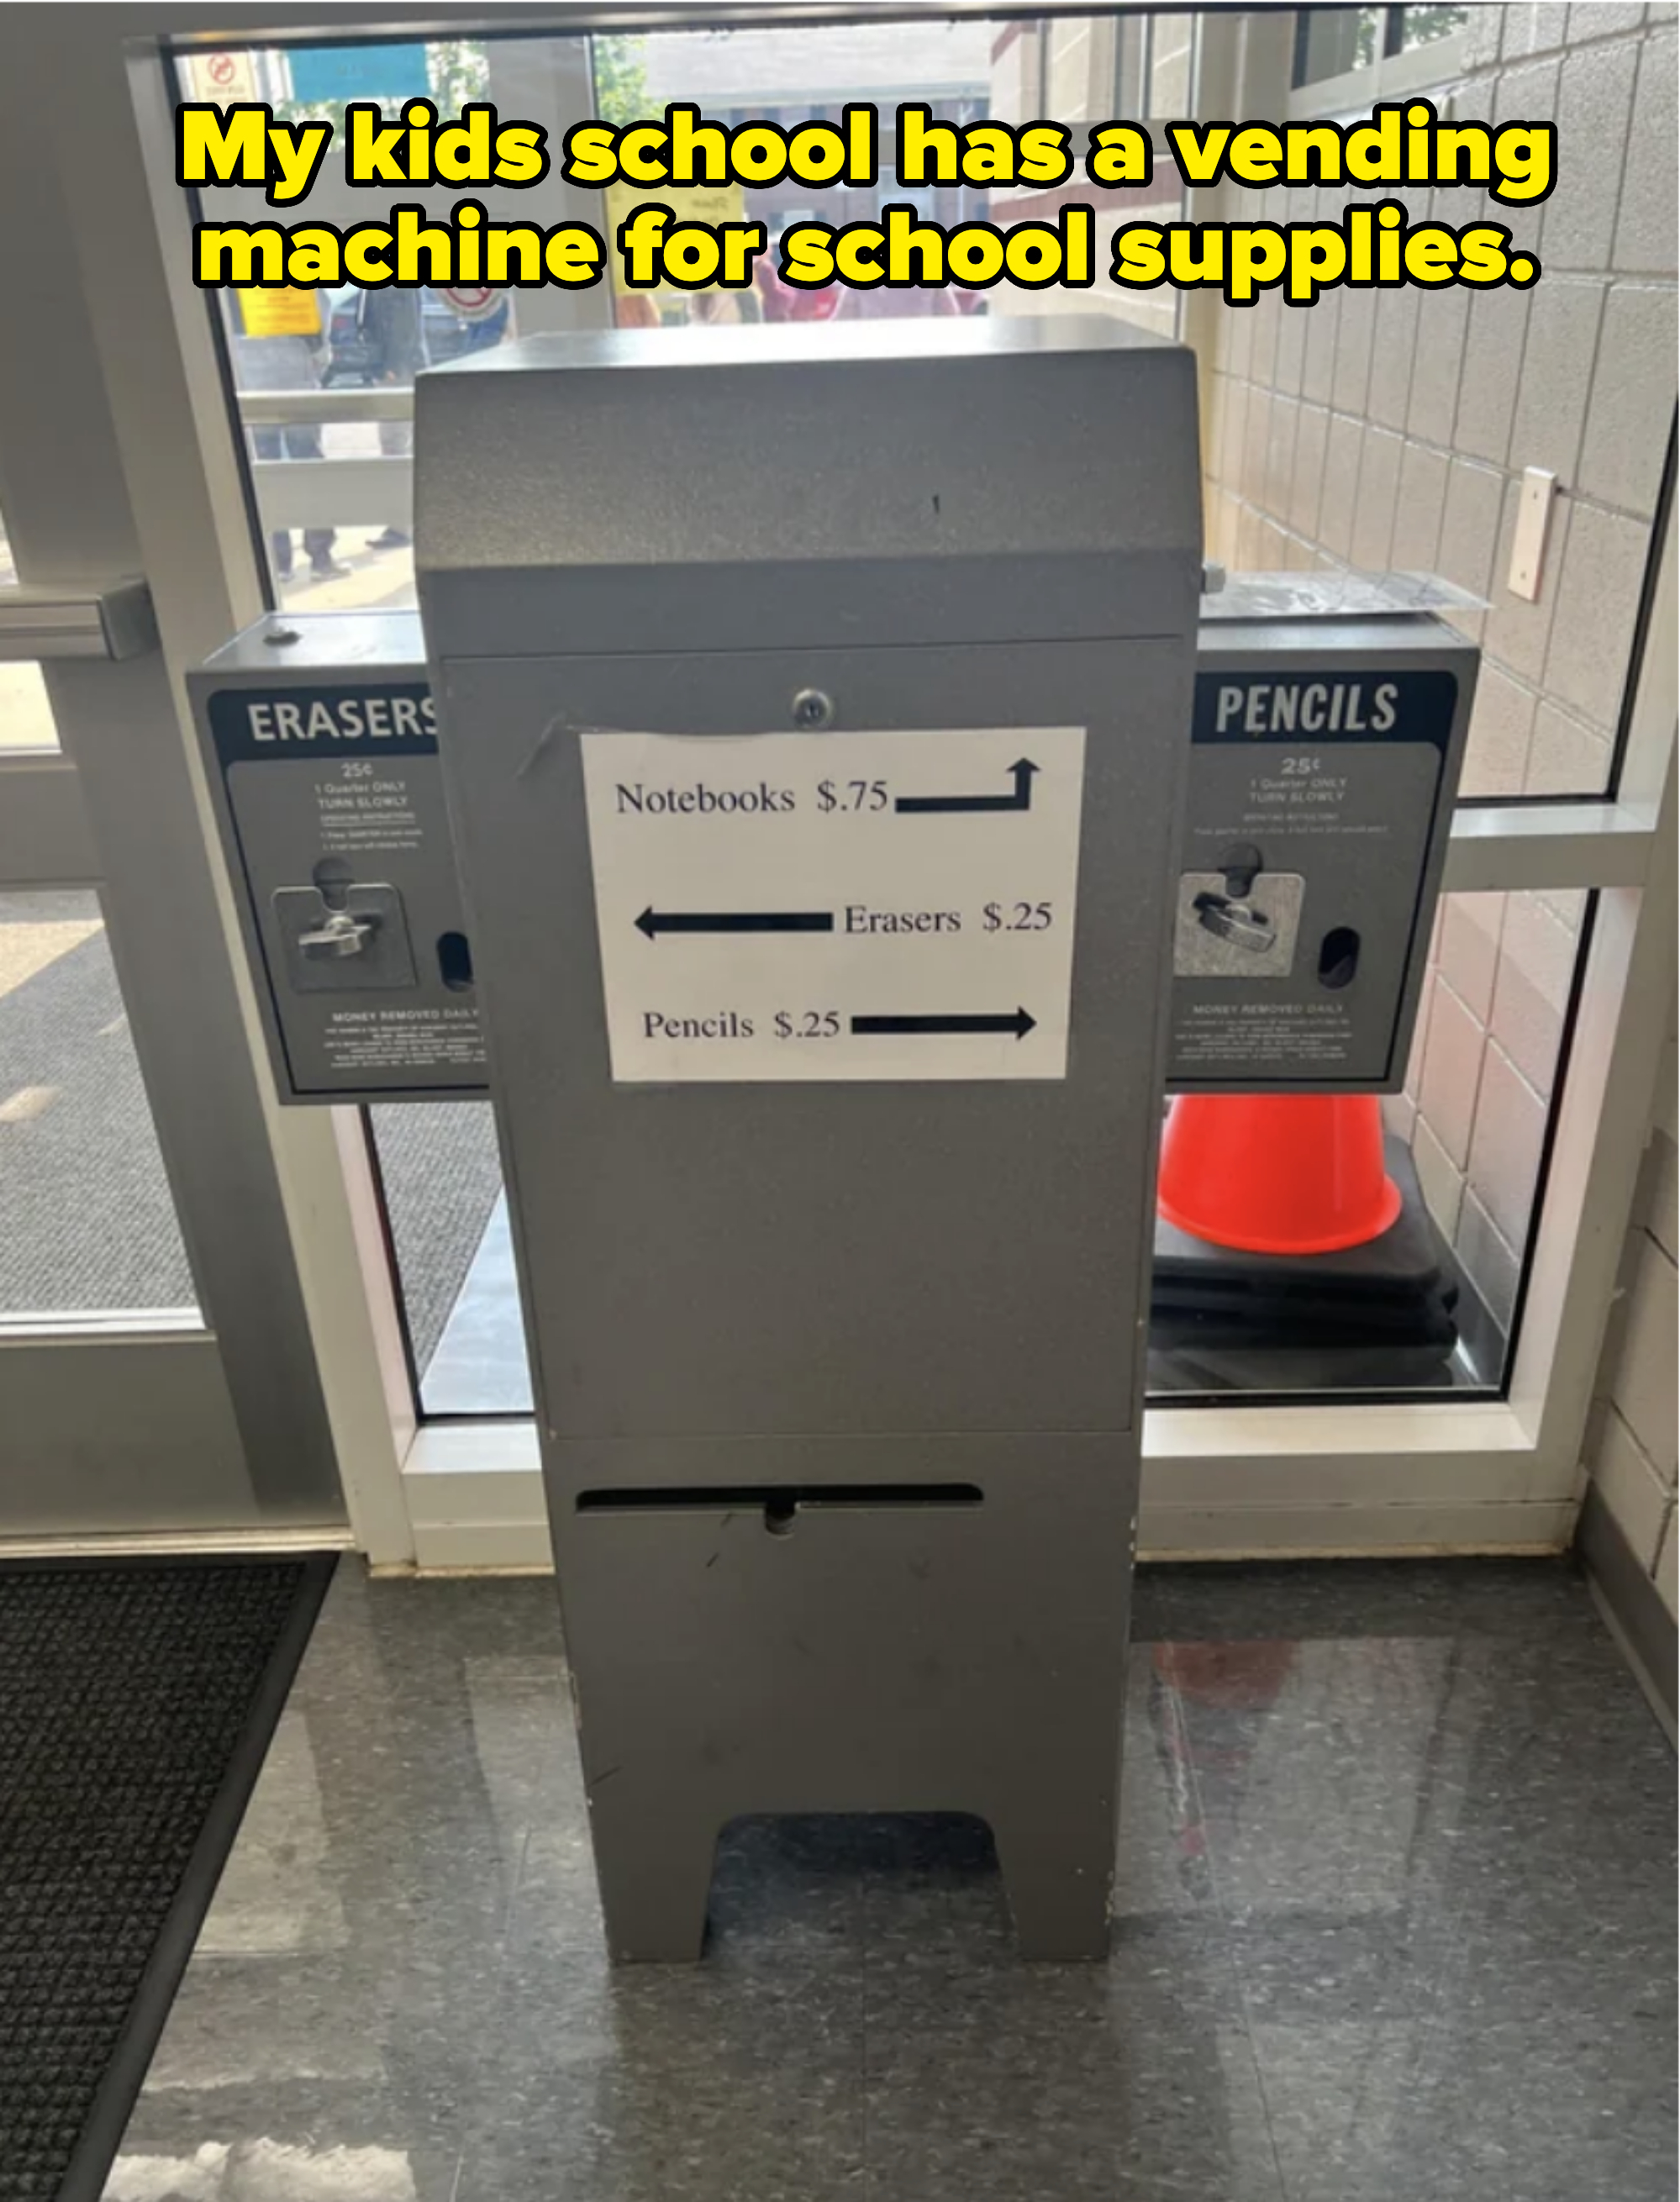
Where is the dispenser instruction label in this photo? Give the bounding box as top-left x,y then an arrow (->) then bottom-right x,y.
581,726 -> 1086,1083
206,683 -> 487,1101
1169,668 -> 1458,1088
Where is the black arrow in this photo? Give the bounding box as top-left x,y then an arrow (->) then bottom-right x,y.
635,906 -> 834,940
850,1008 -> 1036,1040
895,759 -> 1039,814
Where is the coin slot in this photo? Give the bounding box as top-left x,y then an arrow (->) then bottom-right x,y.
1318,926 -> 1360,988
437,930 -> 475,991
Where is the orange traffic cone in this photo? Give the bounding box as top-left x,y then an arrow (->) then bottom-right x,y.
1156,1093 -> 1402,1256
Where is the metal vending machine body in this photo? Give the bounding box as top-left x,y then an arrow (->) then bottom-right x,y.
413,319 -> 1203,1961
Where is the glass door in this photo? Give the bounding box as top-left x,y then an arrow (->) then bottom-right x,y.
0,45 -> 346,1541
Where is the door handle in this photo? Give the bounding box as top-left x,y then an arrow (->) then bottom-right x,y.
0,578 -> 156,661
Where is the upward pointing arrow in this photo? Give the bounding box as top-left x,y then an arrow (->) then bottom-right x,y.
894,759 -> 1039,815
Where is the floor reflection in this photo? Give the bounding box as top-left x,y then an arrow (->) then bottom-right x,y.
105,1562 -> 1676,2202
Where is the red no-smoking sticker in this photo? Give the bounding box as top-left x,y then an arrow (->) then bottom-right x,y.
442,286 -> 503,323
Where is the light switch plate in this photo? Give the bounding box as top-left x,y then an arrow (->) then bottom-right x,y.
1507,467 -> 1557,603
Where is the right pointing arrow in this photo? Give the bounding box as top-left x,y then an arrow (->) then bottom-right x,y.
850,1008 -> 1036,1040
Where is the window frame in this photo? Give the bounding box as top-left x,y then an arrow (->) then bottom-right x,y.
1290,5 -> 1472,111
35,1 -> 1669,1571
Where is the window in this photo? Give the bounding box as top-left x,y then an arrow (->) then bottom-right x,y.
1294,7 -> 1471,90
187,12 -> 1194,1424
0,500 -> 60,755
179,8 -> 1668,1441
0,892 -> 199,1324
177,11 -> 1190,621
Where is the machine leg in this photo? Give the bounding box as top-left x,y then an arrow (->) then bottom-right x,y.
588,1790 -> 719,1963
993,1806 -> 1116,1962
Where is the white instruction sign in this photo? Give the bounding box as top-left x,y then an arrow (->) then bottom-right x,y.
581,726 -> 1086,1083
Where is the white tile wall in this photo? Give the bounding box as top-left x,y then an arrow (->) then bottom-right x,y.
1542,497 -> 1649,724
1456,1186 -> 1523,1329
1525,695 -> 1614,790
1546,37 -> 1641,268
1367,284 -> 1421,431
1467,1040 -> 1549,1246
1351,427 -> 1404,567
1570,4 -> 1646,38
1186,7 -> 1672,1519
1331,283 -> 1377,416
1612,29 -> 1679,270
1392,439 -> 1451,570
1489,892 -> 1578,1097
1600,1229 -> 1679,1480
1438,456 -> 1507,598
1288,402 -> 1329,535
1583,999 -> 1677,1604
1577,283 -> 1677,514
1509,276 -> 1605,482
1593,1404 -> 1671,1566
1440,893 -> 1506,1025
1405,284 -> 1470,444
1465,660 -> 1540,792
1319,413 -> 1361,555
1302,283 -> 1342,406
1274,295 -> 1309,396
1453,287 -> 1533,464
1202,7 -> 1672,788
1413,1111 -> 1467,1240
1419,978 -> 1488,1170
1504,3 -> 1572,61
1266,393 -> 1298,514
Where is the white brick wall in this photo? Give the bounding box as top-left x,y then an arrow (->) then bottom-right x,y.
1588,1003 -> 1678,1609
1198,3 -> 1677,1346
999,4 -> 1674,1412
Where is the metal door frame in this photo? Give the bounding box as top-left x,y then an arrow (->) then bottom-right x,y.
0,15 -> 364,1547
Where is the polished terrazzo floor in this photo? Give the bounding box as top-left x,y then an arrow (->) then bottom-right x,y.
103,1559 -> 1676,2202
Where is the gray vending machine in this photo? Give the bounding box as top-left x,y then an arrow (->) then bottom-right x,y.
414,320 -> 1201,1962
189,317 -> 1473,1962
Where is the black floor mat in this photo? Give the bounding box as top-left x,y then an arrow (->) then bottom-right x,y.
0,1556 -> 334,2202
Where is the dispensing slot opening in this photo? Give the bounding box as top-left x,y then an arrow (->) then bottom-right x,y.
578,1483 -> 985,1519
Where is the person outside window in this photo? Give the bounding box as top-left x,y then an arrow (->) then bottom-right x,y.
358,288 -> 428,552
228,287 -> 345,584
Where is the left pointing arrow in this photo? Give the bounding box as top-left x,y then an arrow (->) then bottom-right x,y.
636,907 -> 835,940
